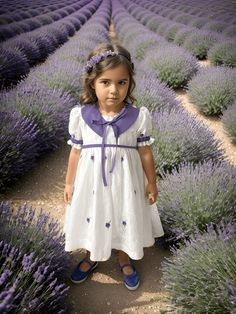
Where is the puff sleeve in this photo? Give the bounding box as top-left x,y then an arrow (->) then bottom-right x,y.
67,106 -> 83,149
137,106 -> 155,146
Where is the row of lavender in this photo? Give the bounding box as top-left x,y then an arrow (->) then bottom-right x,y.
126,0 -> 236,66
0,0 -> 101,89
146,0 -> 236,25
0,1 -> 113,312
0,0 -> 82,22
117,0 -> 236,142
113,1 -> 236,312
0,0 -> 90,41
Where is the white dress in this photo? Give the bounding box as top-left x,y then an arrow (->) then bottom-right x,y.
63,104 -> 164,261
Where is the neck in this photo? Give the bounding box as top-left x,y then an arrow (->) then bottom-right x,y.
96,102 -> 126,116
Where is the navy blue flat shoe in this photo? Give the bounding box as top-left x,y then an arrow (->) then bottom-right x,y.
119,263 -> 140,290
71,257 -> 98,283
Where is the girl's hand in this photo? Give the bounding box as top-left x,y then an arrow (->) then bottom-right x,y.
64,184 -> 73,205
144,182 -> 158,205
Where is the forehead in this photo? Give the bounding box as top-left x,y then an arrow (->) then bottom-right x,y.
97,64 -> 129,80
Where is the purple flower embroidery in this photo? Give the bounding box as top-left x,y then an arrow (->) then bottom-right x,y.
105,221 -> 111,228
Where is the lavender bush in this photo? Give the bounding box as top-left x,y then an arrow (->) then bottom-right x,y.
164,23 -> 184,42
208,41 -> 236,67
174,13 -> 193,25
190,17 -> 209,29
2,37 -> 41,66
223,25 -> 236,38
151,108 -> 224,175
174,28 -> 194,47
131,35 -> 160,60
29,59 -> 83,101
134,69 -> 181,113
202,21 -> 228,33
0,48 -> 30,89
0,111 -> 39,191
183,30 -> 220,59
0,202 -> 70,313
143,45 -> 199,89
222,101 -> 236,143
188,67 -> 236,115
0,83 -> 76,153
160,220 -> 236,313
146,16 -> 166,32
156,160 -> 236,242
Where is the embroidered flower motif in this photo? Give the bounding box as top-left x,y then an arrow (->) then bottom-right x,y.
121,157 -> 124,162
91,155 -> 94,160
122,220 -> 127,227
105,221 -> 111,228
87,217 -> 91,223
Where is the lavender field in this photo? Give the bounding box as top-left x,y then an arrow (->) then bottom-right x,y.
0,0 -> 236,313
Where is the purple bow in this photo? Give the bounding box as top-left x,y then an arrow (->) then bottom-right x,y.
91,108 -> 126,186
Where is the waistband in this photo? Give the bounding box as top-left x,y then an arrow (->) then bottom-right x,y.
82,143 -> 137,187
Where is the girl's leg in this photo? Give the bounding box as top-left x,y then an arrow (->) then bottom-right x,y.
79,250 -> 94,271
118,250 -> 134,275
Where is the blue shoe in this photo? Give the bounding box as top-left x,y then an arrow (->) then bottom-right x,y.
119,263 -> 140,290
71,258 -> 98,283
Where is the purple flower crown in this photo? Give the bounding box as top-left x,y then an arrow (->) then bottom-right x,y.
81,50 -> 133,74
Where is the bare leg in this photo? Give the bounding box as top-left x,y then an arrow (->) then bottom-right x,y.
79,250 -> 94,271
118,250 -> 134,275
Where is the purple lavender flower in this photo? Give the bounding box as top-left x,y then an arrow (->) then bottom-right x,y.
82,50 -> 117,73
160,219 -> 236,312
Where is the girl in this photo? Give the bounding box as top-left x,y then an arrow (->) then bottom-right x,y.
63,42 -> 164,291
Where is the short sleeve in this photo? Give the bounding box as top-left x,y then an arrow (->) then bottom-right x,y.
67,106 -> 83,149
137,106 -> 155,146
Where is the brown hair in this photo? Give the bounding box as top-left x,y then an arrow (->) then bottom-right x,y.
79,42 -> 136,105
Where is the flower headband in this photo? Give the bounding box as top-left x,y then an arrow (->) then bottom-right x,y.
82,50 -> 134,73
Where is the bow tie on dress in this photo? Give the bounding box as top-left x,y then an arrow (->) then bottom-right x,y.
91,108 -> 126,186
81,103 -> 140,186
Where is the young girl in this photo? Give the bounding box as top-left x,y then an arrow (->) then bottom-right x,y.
63,42 -> 164,291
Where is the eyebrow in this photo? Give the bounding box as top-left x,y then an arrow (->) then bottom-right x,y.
98,78 -> 129,81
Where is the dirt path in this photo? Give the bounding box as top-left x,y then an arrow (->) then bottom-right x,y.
176,89 -> 236,165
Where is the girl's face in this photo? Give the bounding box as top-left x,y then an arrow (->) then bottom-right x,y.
92,64 -> 130,111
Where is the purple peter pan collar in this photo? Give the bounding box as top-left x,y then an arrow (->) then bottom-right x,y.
81,102 -> 140,138
81,103 -> 140,186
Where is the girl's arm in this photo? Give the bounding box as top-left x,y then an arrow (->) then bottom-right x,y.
64,147 -> 81,204
138,146 -> 158,205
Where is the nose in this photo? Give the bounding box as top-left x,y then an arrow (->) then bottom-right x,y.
110,84 -> 118,95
